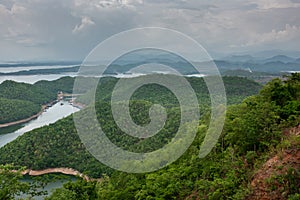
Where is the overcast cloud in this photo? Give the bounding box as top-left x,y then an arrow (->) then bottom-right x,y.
0,0 -> 299,61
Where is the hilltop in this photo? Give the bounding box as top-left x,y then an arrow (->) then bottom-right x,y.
0,74 -> 299,199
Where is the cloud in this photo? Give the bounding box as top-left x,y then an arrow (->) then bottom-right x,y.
249,0 -> 300,10
0,3 -> 32,42
0,0 -> 300,60
0,3 -> 26,15
72,16 -> 95,34
10,3 -> 27,14
245,24 -> 300,46
73,0 -> 143,10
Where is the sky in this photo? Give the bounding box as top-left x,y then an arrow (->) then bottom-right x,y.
0,0 -> 300,61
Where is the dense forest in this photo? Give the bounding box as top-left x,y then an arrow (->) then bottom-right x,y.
0,76 -> 261,175
0,80 -> 53,125
0,98 -> 40,124
0,75 -> 260,125
0,74 -> 299,199
0,77 -> 75,125
48,73 -> 299,200
77,76 -> 262,105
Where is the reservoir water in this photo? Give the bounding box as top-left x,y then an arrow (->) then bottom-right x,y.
0,64 -> 78,84
0,97 -> 86,199
0,100 -> 80,199
0,65 -> 76,73
19,175 -> 78,200
0,73 -> 77,84
0,100 -> 79,148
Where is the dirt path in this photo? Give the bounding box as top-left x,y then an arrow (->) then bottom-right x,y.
22,168 -> 88,180
20,167 -> 101,182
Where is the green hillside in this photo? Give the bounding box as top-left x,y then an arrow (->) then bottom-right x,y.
46,73 -> 300,200
0,76 -> 261,176
0,77 -> 77,125
0,98 -> 40,124
77,76 -> 262,106
1,75 -> 299,199
0,80 -> 54,105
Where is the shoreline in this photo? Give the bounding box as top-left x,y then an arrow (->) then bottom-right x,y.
21,168 -> 90,181
70,101 -> 86,109
0,97 -> 80,129
19,167 -> 101,182
0,105 -> 47,128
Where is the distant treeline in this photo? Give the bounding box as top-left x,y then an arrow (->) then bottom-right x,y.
0,66 -> 79,76
0,61 -> 80,68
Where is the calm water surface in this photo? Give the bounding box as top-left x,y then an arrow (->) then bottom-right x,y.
0,100 -> 79,148
19,175 -> 78,200
0,100 -> 80,199
0,65 -> 75,73
0,73 -> 77,84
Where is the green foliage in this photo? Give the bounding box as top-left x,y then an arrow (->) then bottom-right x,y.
2,74 -> 300,199
260,73 -> 300,126
0,80 -> 54,104
0,76 -> 79,124
289,193 -> 300,200
46,180 -> 97,200
0,98 -> 40,124
0,116 -> 111,178
34,76 -> 75,95
85,73 -> 299,199
0,76 -> 261,177
0,124 -> 22,135
0,164 -> 46,199
77,76 -> 262,106
224,96 -> 281,154
0,78 -> 67,124
0,164 -> 29,199
266,167 -> 300,198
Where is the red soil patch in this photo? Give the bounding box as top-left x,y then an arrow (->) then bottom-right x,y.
247,126 -> 300,200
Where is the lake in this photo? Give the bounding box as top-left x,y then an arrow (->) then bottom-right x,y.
0,100 -> 80,199
0,73 -> 77,84
0,64 -> 78,84
0,64 -> 207,84
0,65 -> 76,73
0,100 -> 79,148
19,174 -> 78,200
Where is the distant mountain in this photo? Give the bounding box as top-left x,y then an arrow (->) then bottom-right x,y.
263,55 -> 296,63
211,60 -> 300,74
0,61 -> 80,68
247,50 -> 300,59
222,55 -> 256,63
295,58 -> 300,64
0,66 -> 79,76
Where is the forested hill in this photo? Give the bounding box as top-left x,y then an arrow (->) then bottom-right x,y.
0,76 -> 261,175
0,75 -> 260,125
1,75 -> 299,199
77,76 -> 262,106
43,73 -> 299,200
0,80 -> 53,124
0,98 -> 40,124
0,80 -> 54,104
0,77 -> 75,124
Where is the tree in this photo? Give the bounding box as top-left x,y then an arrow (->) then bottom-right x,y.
0,164 -> 45,199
